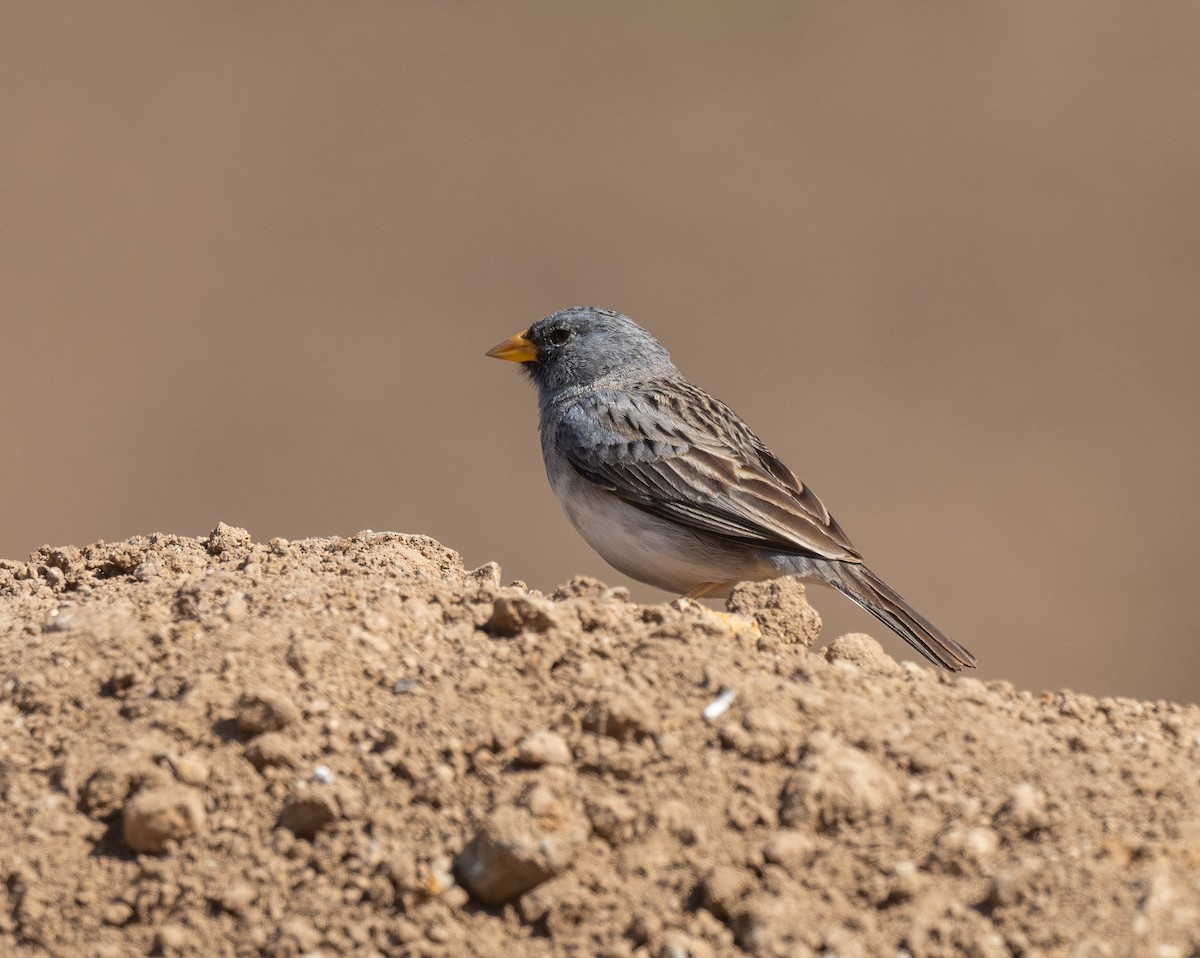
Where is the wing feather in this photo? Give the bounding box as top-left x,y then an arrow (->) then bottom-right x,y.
555,383 -> 862,563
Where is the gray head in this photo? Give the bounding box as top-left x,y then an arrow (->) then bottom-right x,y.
486,307 -> 678,396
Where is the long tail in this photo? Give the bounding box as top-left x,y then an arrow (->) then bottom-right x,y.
811,559 -> 976,671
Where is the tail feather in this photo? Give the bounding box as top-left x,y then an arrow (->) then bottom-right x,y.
813,560 -> 976,671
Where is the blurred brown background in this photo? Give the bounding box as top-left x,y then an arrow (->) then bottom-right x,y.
3,3 -> 1197,702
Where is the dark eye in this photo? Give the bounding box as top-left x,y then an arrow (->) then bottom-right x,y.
548,327 -> 572,346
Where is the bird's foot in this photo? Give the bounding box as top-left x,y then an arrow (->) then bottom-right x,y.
681,581 -> 724,600
671,595 -> 760,639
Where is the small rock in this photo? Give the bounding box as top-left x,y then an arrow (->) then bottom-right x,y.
654,799 -> 705,845
726,577 -> 821,648
549,575 -> 610,599
206,522 -> 252,555
167,753 -> 210,786
762,829 -> 817,870
986,862 -> 1037,908
719,706 -> 799,762
824,633 -> 899,674
236,686 -> 301,735
103,901 -> 134,926
222,592 -> 248,622
662,930 -> 711,958
483,594 -> 560,637
123,785 -> 206,853
466,562 -> 502,588
286,639 -> 322,677
423,855 -> 457,896
350,624 -> 390,655
273,917 -> 321,953
244,732 -> 302,770
629,911 -> 663,946
702,688 -> 737,722
964,825 -> 1000,863
585,792 -> 638,845
278,782 -> 362,838
779,731 -> 900,829
104,661 -> 142,696
523,873 -> 586,925
937,824 -> 1001,870
426,924 -> 454,945
457,799 -> 590,905
279,791 -> 337,837
44,606 -> 73,633
996,782 -> 1048,834
154,923 -> 189,951
701,865 -> 753,920
83,757 -> 167,818
725,792 -> 774,831
888,860 -> 921,902
517,730 -> 573,767
216,882 -> 258,915
583,688 -> 661,742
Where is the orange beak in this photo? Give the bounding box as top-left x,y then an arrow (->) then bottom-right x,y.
485,329 -> 538,363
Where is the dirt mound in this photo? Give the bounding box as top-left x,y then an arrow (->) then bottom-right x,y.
2,526 -> 1198,957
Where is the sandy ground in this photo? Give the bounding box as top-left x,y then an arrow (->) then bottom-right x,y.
2,526 -> 1198,957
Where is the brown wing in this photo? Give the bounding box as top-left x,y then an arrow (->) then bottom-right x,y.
556,381 -> 862,563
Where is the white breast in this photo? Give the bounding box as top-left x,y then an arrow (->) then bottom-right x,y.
545,462 -> 773,594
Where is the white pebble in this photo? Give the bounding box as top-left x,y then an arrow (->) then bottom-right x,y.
703,688 -> 737,722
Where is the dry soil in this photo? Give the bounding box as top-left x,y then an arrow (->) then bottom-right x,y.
1,526 -> 1197,957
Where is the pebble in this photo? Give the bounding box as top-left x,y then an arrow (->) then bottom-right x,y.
277,782 -> 362,838
236,687 -> 301,735
762,829 -> 817,870
824,633 -> 900,674
244,732 -> 302,770
206,522 -> 252,555
457,799 -> 590,904
779,732 -> 900,828
103,902 -> 134,926
223,592 -> 248,622
123,785 -> 207,854
483,594 -> 560,637
585,792 -> 638,845
701,865 -> 752,920
465,562 -> 503,588
279,791 -> 338,837
274,917 -> 321,952
154,923 -> 189,950
997,782 -> 1048,834
217,882 -> 258,915
517,730 -> 573,767
583,687 -> 661,742
167,753 -> 210,786
702,688 -> 737,722
939,824 -> 1001,865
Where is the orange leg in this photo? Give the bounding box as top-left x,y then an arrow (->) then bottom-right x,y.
674,583 -> 759,637
681,582 -> 725,600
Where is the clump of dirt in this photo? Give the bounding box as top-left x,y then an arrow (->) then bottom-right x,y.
1,525 -> 1198,957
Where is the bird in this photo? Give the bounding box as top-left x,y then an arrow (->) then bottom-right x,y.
486,306 -> 976,671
